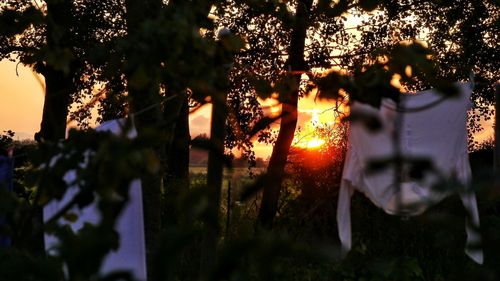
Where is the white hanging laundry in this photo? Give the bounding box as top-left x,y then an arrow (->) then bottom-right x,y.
337,82 -> 483,264
43,119 -> 147,280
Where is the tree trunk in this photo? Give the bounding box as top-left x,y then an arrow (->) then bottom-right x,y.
33,0 -> 76,255
199,36 -> 234,277
131,97 -> 163,281
163,94 -> 190,227
200,88 -> 229,277
166,97 -> 190,180
257,0 -> 312,229
161,1 -> 215,219
37,0 -> 74,142
124,1 -> 164,280
37,68 -> 72,142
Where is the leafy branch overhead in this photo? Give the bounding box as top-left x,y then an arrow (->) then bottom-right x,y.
0,0 -> 498,280
313,41 -> 460,107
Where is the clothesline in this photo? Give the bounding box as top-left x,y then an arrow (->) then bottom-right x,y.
129,94 -> 178,117
70,69 -> 488,119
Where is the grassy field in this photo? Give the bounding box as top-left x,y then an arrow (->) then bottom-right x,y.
189,166 -> 265,175
189,166 -> 265,195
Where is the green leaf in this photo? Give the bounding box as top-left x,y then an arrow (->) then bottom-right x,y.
63,212 -> 79,223
407,259 -> 424,277
128,66 -> 151,90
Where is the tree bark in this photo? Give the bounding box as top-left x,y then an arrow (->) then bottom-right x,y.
37,0 -> 74,142
124,1 -> 164,280
166,97 -> 190,181
200,86 -> 229,277
37,68 -> 72,142
199,36 -> 234,277
163,93 -> 190,227
257,0 -> 312,229
33,0 -> 76,256
160,1 -> 215,225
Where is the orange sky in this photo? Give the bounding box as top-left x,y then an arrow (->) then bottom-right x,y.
185,90 -> 341,158
0,59 -> 44,140
0,59 -> 340,158
0,59 -> 494,158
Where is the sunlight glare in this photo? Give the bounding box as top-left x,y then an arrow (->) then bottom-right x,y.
295,137 -> 325,149
306,138 -> 325,148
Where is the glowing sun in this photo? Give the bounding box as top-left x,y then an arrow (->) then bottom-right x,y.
295,137 -> 325,149
305,138 -> 325,148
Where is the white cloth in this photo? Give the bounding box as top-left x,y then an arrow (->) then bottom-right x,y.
44,119 -> 147,280
337,82 -> 483,264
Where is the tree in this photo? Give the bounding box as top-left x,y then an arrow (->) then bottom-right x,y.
105,1 -> 232,278
0,1 -> 129,141
0,0 -> 131,256
106,2 -> 247,279
214,0 -> 500,228
199,28 -> 245,276
255,0 -> 314,229
120,1 -> 166,279
1,0 -> 498,278
335,0 -> 499,148
1,1 -> 236,279
214,0 -> 370,229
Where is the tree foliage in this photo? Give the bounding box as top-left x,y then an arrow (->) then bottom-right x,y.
214,0 -> 499,228
1,0 -> 500,280
216,0 -> 499,142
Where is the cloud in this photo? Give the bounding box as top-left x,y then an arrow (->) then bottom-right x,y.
191,115 -> 210,127
189,114 -> 211,137
297,111 -> 313,125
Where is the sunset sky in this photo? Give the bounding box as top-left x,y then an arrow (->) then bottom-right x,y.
0,59 -> 44,140
0,59 -> 342,158
0,58 -> 493,158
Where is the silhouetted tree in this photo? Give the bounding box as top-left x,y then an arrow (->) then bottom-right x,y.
215,0 -> 499,229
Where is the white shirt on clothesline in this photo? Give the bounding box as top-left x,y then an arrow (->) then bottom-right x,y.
337,82 -> 483,264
